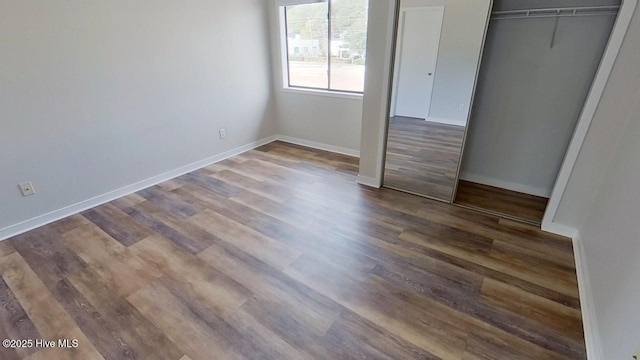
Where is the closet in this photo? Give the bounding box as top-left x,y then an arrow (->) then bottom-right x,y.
454,0 -> 620,225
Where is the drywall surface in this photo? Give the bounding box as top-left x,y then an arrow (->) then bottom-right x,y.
555,3 -> 640,227
268,0 -> 363,155
555,2 -> 640,358
460,13 -> 616,197
578,98 -> 640,360
358,0 -> 398,185
275,92 -> 363,152
0,0 -> 276,231
398,0 -> 491,123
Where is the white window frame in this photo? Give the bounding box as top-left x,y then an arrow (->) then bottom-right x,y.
277,2 -> 365,100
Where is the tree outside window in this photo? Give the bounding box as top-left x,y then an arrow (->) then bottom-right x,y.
284,0 -> 368,93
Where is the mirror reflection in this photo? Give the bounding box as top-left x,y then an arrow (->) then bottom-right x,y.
383,0 -> 492,201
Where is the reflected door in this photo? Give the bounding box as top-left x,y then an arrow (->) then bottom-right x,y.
383,0 -> 492,202
394,7 -> 444,119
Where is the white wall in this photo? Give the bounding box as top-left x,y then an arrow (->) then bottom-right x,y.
275,92 -> 363,154
576,101 -> 640,359
268,1 -> 363,155
460,12 -> 616,197
358,0 -> 398,186
554,2 -> 640,358
555,5 -> 640,227
0,0 -> 276,233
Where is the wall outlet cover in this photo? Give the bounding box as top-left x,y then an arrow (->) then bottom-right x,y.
19,182 -> 36,197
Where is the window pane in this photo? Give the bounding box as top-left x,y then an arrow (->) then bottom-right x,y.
330,0 -> 368,92
286,3 -> 329,89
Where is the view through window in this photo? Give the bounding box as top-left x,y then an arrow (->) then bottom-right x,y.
285,0 -> 368,93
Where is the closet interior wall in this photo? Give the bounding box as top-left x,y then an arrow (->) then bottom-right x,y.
458,0 -> 619,202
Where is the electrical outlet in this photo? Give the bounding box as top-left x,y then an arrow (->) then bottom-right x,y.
18,182 -> 36,197
459,104 -> 466,111
219,128 -> 227,139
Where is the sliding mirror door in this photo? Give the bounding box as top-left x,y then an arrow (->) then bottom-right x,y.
383,0 -> 492,202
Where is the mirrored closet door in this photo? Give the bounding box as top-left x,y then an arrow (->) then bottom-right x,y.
383,0 -> 492,202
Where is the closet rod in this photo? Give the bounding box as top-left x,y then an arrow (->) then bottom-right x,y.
491,5 -> 620,20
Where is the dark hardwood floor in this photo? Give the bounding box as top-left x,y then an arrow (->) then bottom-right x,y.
384,116 -> 466,201
0,141 -> 584,360
455,180 -> 550,225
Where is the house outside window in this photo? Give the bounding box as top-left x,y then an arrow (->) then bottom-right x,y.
280,0 -> 369,93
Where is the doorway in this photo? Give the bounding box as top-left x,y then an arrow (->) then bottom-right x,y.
391,6 -> 444,120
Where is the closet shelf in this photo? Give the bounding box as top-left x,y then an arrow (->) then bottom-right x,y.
491,6 -> 620,20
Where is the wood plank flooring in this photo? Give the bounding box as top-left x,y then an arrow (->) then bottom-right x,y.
384,117 -> 466,201
455,180 -> 550,225
0,141 -> 584,360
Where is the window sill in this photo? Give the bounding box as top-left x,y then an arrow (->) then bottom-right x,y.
281,87 -> 364,101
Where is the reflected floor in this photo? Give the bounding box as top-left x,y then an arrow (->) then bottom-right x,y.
455,180 -> 549,225
384,116 -> 465,201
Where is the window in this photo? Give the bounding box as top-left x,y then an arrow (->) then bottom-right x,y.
282,0 -> 369,93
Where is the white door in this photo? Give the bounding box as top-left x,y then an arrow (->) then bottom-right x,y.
393,6 -> 444,119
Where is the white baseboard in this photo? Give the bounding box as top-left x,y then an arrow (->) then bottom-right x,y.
276,135 -> 360,158
540,221 -> 579,239
0,134 -> 362,241
357,175 -> 381,188
459,172 -> 551,198
572,232 -> 603,360
426,117 -> 467,127
0,135 -> 278,242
